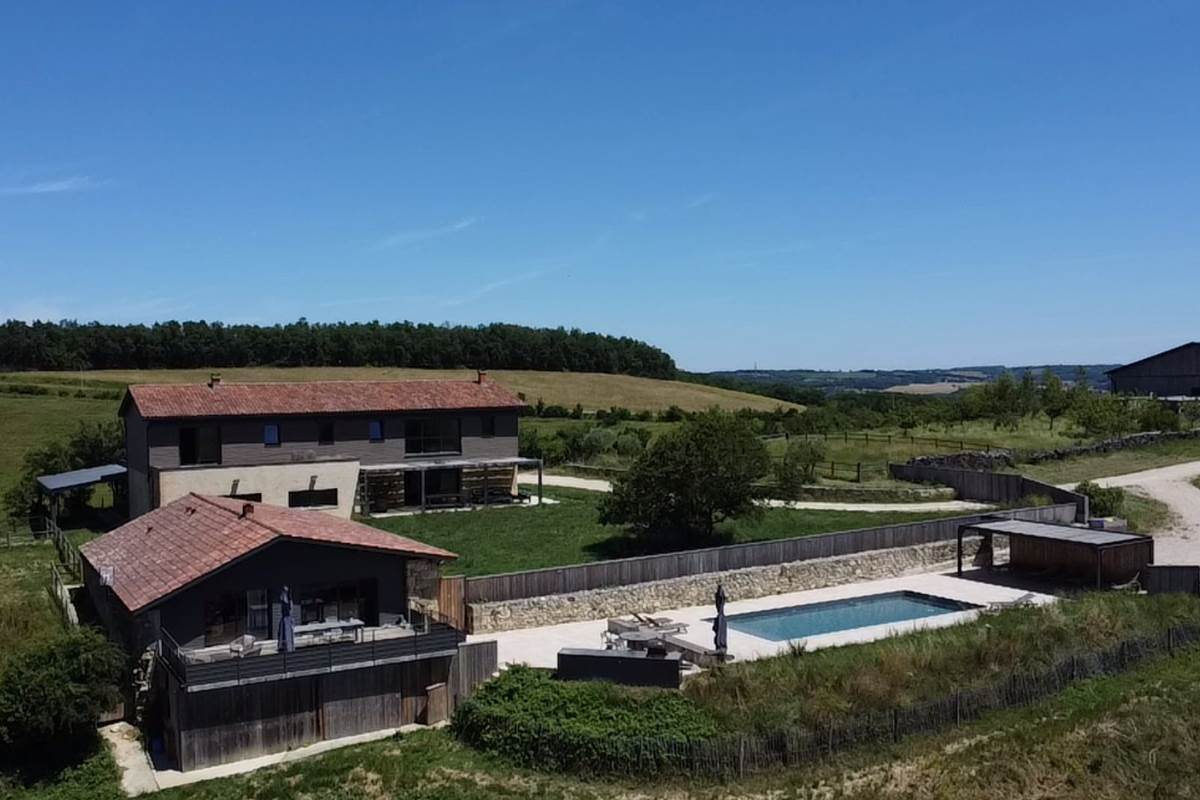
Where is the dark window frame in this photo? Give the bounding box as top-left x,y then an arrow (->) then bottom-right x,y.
368,419 -> 385,443
480,414 -> 496,438
317,420 -> 335,446
288,488 -> 339,508
225,492 -> 263,502
179,424 -> 222,466
263,422 -> 281,447
403,417 -> 462,456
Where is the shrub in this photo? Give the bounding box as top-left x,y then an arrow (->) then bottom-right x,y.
657,405 -> 687,423
773,439 -> 826,496
579,428 -> 618,459
613,432 -> 644,458
1137,401 -> 1181,432
452,666 -> 716,773
0,629 -> 124,763
1075,480 -> 1126,517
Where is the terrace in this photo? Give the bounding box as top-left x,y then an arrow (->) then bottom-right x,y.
159,603 -> 465,692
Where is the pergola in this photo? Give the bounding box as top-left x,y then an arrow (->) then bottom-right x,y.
958,518 -> 1154,589
36,464 -> 127,528
357,456 -> 543,514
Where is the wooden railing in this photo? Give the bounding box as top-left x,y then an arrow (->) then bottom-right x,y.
159,617 -> 465,691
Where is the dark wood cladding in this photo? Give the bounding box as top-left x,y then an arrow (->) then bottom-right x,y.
888,464 -> 1089,522
464,505 -> 1078,605
1108,342 -> 1200,396
1009,535 -> 1153,586
134,409 -> 518,470
167,640 -> 497,771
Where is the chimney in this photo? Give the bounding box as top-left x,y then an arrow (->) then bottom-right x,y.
209,373 -> 222,388
241,502 -> 254,518
477,369 -> 489,385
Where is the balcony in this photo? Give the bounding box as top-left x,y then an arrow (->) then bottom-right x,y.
159,610 -> 465,692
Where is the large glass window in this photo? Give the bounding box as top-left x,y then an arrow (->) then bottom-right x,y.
404,417 -> 461,455
297,582 -> 367,624
246,589 -> 270,639
203,591 -> 245,645
179,425 -> 221,466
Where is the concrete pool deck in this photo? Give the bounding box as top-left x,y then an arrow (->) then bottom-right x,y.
467,571 -> 1056,668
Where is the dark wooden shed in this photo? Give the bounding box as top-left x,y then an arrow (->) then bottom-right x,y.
958,519 -> 1154,588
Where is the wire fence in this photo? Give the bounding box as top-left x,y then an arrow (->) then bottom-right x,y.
455,624 -> 1200,778
2,514 -> 53,547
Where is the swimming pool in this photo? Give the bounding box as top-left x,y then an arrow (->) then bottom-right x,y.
721,591 -> 979,642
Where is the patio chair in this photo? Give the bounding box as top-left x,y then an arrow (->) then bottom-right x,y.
228,634 -> 262,657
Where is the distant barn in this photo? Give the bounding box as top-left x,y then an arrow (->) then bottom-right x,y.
1107,342 -> 1200,397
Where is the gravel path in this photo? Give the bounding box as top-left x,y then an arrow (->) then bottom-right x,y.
518,472 -> 992,513
1061,460 -> 1200,564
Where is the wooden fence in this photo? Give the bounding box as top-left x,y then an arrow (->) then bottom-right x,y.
2,515 -> 52,547
457,625 -> 1200,778
888,463 -> 1089,522
1144,565 -> 1200,595
787,431 -> 994,451
464,504 -> 1076,604
48,563 -> 79,627
438,575 -> 467,630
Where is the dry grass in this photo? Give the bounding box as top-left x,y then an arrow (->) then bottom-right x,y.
4,368 -> 799,414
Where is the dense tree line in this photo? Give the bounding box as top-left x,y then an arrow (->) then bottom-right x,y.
0,319 -> 676,378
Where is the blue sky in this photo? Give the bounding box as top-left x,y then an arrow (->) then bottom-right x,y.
1,2 -> 1198,371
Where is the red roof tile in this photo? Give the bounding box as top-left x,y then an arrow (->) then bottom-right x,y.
79,494 -> 456,613
125,379 -> 524,420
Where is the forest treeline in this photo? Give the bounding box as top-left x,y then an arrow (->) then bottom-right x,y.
0,319 -> 677,378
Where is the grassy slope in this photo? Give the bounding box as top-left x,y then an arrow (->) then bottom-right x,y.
1018,437 -> 1200,485
4,368 -> 799,414
0,394 -> 120,495
367,488 -> 957,576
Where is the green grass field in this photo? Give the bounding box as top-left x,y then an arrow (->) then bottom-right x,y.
366,488 -> 958,576
1017,437 -> 1200,485
0,394 -> 120,496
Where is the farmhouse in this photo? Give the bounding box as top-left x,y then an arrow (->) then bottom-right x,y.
1107,342 -> 1200,397
79,493 -> 494,770
119,372 -> 541,519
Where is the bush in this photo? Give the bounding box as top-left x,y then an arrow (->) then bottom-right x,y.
773,439 -> 826,496
613,433 -> 644,458
452,666 -> 716,774
657,405 -> 687,423
0,629 -> 124,763
1137,401 -> 1181,433
1075,480 -> 1126,517
578,428 -> 618,460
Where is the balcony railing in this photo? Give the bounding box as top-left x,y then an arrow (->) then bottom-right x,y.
159,613 -> 465,691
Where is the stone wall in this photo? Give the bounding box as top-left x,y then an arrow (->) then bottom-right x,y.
468,537 -> 993,633
906,429 -> 1200,473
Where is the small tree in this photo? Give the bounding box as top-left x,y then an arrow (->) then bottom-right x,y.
599,409 -> 770,538
773,440 -> 826,498
1074,481 -> 1126,518
1040,369 -> 1071,430
0,629 -> 124,763
1017,370 -> 1040,418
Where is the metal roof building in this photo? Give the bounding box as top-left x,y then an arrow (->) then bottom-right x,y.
958,518 -> 1154,588
1106,342 -> 1200,397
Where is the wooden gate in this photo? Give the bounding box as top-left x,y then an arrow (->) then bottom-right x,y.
437,575 -> 466,629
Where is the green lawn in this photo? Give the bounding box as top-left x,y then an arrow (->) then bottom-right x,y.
1123,491 -> 1175,533
1017,437 -> 1200,485
365,488 -> 960,576
0,544 -> 63,666
0,394 -> 120,497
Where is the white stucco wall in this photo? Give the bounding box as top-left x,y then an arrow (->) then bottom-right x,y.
154,460 -> 361,518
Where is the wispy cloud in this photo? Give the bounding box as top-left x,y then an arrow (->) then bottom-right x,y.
368,217 -> 477,251
685,191 -> 718,210
0,175 -> 103,196
440,269 -> 551,308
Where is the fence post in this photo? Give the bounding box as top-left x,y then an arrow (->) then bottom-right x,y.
891,708 -> 899,742
737,735 -> 746,778
955,691 -> 961,725
856,463 -> 862,483
1169,627 -> 1175,656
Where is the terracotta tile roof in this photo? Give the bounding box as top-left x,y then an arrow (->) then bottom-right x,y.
79,494 -> 457,613
124,379 -> 524,420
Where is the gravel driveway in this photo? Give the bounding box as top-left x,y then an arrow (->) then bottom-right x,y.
1063,461 -> 1200,564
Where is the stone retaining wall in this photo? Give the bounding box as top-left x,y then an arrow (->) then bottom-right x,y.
468,537 -> 993,633
907,429 -> 1200,473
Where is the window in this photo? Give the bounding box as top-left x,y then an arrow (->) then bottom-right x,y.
297,582 -> 367,624
225,492 -> 262,502
288,488 -> 339,508
246,589 -> 270,639
179,425 -> 221,466
404,417 -> 461,455
203,591 -> 245,645
318,420 -> 335,445
481,414 -> 496,438
368,419 -> 384,443
264,423 -> 280,447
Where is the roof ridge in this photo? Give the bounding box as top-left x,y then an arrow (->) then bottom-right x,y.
188,493 -> 287,537
131,378 -> 485,388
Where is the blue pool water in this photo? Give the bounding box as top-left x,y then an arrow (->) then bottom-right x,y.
721,591 -> 978,642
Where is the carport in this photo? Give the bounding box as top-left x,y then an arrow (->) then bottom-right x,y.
958,518 -> 1154,589
36,464 -> 127,529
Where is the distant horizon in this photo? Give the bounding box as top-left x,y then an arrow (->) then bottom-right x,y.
3,3 -> 1197,371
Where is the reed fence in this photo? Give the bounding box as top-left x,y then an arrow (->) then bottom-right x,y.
456,624 -> 1200,778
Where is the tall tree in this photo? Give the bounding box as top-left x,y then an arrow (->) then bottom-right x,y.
1040,369 -> 1071,430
